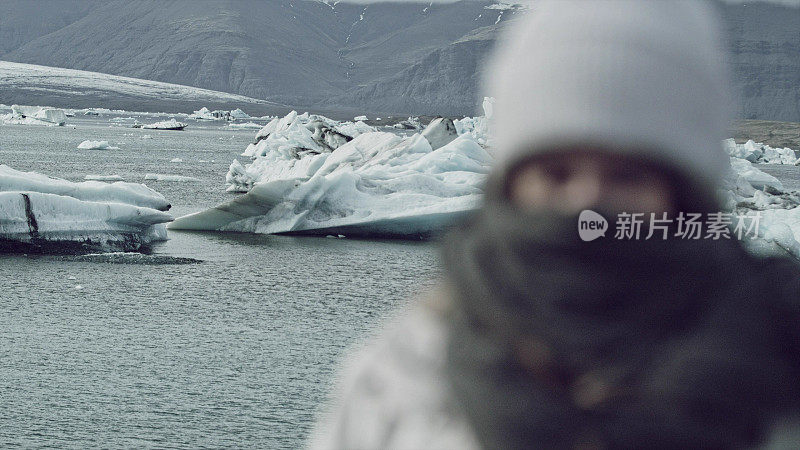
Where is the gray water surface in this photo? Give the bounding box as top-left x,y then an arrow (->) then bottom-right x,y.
0,116 -> 440,448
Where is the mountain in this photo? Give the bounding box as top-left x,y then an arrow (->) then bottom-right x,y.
720,1 -> 800,122
1,0 -> 799,120
0,0 -> 519,115
0,61 -> 283,115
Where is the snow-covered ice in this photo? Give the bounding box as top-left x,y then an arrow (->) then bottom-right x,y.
228,122 -> 263,130
721,148 -> 800,258
1,165 -> 170,210
724,138 -> 798,165
1,105 -> 67,126
0,165 -> 172,253
170,109 -> 493,238
141,118 -> 187,130
230,108 -> 251,120
190,107 -> 256,122
392,117 -> 422,130
230,111 -> 378,192
77,140 -> 120,150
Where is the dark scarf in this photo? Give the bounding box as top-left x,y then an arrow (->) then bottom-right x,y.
442,198 -> 798,449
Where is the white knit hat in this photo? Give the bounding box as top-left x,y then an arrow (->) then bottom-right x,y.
485,0 -> 732,194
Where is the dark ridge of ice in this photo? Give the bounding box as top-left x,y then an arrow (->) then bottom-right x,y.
0,234 -> 154,255
57,252 -> 203,265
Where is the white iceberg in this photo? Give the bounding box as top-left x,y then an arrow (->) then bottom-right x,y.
1,105 -> 67,126
0,165 -> 170,210
141,119 -> 187,130
228,122 -> 263,130
190,107 -> 253,121
723,138 -> 799,165
77,140 -> 120,150
392,117 -> 422,130
354,115 -> 368,121
0,165 -> 172,253
170,114 -> 492,238
230,108 -> 251,119
189,107 -> 215,120
231,111 -> 378,192
721,150 -> 800,258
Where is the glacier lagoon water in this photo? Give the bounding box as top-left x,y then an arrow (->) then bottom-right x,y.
0,115 -> 440,448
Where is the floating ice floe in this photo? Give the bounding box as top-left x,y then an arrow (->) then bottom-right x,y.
190,107 -> 254,121
140,119 -> 187,130
721,151 -> 800,258
724,138 -> 799,165
230,108 -> 251,120
169,107 -> 493,238
230,111 -> 379,192
0,165 -> 172,253
189,107 -> 215,120
453,97 -> 493,147
77,140 -> 120,150
170,158 -> 183,163
392,117 -> 422,130
1,105 -> 67,126
84,174 -> 124,181
228,122 -> 263,130
144,173 -> 201,182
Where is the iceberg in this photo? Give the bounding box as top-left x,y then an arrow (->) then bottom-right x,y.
0,165 -> 170,210
189,107 -> 215,120
170,112 -> 492,238
723,138 -> 799,165
392,117 -> 422,130
190,107 -> 255,121
228,122 -> 263,130
141,119 -> 187,130
1,105 -> 67,126
454,97 -> 494,146
230,108 -> 251,119
0,165 -> 172,253
231,111 -> 378,192
721,151 -> 800,258
77,140 -> 120,150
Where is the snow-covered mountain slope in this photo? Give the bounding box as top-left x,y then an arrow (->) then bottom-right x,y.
0,61 -> 285,115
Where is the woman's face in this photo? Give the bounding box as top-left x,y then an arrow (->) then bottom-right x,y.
508,150 -> 676,215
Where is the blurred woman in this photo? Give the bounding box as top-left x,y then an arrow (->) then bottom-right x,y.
310,1 -> 800,448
